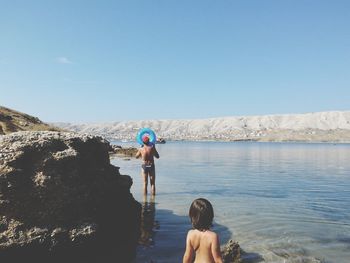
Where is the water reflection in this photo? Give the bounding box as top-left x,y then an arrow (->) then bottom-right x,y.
139,195 -> 159,247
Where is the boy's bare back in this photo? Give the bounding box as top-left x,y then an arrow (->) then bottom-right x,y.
183,229 -> 223,263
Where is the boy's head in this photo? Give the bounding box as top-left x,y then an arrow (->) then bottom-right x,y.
189,198 -> 214,231
142,135 -> 150,145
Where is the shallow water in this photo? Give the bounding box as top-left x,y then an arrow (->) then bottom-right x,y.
111,141 -> 350,263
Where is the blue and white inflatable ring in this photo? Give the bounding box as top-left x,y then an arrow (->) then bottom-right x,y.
136,128 -> 157,145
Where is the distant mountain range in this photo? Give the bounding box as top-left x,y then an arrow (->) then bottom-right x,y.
0,106 -> 60,135
55,111 -> 350,143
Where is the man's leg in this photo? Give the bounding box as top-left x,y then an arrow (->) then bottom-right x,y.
142,170 -> 148,195
150,169 -> 156,195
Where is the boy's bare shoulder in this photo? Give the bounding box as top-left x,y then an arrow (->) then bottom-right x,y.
186,229 -> 195,242
206,230 -> 219,240
187,229 -> 195,236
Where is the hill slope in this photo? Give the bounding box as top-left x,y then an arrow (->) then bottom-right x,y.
0,106 -> 60,135
56,111 -> 350,142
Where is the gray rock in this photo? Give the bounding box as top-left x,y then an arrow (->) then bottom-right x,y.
0,131 -> 140,262
222,239 -> 241,263
109,144 -> 138,157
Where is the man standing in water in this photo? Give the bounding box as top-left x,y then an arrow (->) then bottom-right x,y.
136,135 -> 160,195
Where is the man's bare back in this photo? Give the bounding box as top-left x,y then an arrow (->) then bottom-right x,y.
137,144 -> 159,165
136,143 -> 159,195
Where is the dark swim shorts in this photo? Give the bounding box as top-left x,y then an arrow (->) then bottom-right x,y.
142,163 -> 155,173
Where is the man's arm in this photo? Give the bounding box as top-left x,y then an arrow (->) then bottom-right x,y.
153,145 -> 160,159
183,232 -> 194,263
135,148 -> 142,159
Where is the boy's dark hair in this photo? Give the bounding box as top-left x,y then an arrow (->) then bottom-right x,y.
189,198 -> 214,231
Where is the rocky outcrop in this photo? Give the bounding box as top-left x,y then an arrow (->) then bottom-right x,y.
109,145 -> 138,157
0,131 -> 140,262
222,240 -> 241,263
0,106 -> 60,135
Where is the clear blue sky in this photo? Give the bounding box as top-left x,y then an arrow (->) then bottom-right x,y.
1,0 -> 349,122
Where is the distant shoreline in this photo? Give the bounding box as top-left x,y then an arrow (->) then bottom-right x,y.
55,111 -> 350,143
110,138 -> 350,145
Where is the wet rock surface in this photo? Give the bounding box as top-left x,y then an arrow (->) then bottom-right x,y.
222,239 -> 241,263
0,131 -> 140,262
109,144 -> 138,157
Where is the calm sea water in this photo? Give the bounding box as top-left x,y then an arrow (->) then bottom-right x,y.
110,141 -> 350,263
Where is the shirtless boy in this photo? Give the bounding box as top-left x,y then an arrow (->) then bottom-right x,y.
135,135 -> 160,195
183,198 -> 223,263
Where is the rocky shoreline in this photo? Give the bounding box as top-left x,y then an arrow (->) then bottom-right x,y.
0,131 -> 250,262
0,106 -> 60,135
0,131 -> 140,262
109,144 -> 138,157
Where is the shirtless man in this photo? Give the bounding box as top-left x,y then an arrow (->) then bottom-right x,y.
135,136 -> 160,195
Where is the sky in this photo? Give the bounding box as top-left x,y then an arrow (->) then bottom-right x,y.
1,0 -> 349,122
